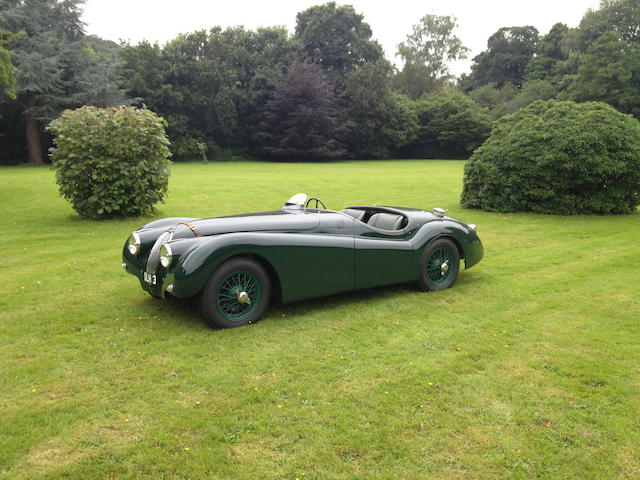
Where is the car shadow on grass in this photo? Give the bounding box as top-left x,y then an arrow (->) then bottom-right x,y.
138,271 -> 487,330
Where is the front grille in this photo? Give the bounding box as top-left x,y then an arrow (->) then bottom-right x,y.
146,231 -> 172,274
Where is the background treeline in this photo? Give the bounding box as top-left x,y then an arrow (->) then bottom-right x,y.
0,0 -> 638,164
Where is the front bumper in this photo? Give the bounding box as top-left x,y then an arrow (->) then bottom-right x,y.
122,250 -> 174,298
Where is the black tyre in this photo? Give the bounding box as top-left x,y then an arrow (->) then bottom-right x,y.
199,257 -> 271,329
417,238 -> 460,292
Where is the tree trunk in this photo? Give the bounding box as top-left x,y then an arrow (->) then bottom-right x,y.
20,92 -> 44,165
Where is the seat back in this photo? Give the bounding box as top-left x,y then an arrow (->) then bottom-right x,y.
341,208 -> 366,221
367,212 -> 404,230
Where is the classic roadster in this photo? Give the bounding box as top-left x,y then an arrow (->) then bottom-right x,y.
122,194 -> 483,328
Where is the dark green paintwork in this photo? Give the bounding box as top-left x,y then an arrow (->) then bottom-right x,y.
122,204 -> 484,304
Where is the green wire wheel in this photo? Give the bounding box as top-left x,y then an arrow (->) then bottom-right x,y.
215,271 -> 261,322
200,258 -> 271,328
418,238 -> 460,292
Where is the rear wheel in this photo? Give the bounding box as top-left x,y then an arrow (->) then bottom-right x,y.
417,238 -> 460,292
199,258 -> 271,329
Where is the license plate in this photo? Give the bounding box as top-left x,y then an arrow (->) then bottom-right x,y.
143,272 -> 157,285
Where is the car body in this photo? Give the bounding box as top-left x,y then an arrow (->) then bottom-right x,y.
122,194 -> 483,328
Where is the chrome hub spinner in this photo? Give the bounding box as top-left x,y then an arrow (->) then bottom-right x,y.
440,260 -> 449,275
236,291 -> 251,305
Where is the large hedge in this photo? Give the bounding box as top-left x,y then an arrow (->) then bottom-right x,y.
461,100 -> 640,214
48,106 -> 171,219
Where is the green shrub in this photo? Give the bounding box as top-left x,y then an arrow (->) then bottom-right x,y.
461,100 -> 640,214
48,106 -> 171,219
403,89 -> 492,159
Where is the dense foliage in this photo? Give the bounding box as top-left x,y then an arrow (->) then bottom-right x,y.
462,26 -> 539,90
567,32 -> 640,117
295,2 -> 382,85
257,60 -> 350,160
0,30 -> 14,99
0,0 -> 127,164
405,89 -> 491,159
48,106 -> 171,219
2,0 -> 640,165
395,14 -> 468,99
461,100 -> 640,214
343,61 -> 418,158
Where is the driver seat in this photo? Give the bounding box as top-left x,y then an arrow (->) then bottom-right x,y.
367,212 -> 404,230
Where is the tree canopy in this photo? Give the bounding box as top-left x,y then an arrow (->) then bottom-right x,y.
2,0 -> 640,165
257,60 -> 351,160
0,29 -> 14,99
295,2 -> 382,85
463,26 -> 539,90
395,14 -> 468,99
567,31 -> 640,117
0,0 -> 126,164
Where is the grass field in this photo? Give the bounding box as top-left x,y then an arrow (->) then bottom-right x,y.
1,160 -> 639,479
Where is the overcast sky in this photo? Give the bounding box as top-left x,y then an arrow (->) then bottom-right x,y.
82,0 -> 601,76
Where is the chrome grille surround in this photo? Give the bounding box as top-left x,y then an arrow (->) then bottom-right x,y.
146,231 -> 173,275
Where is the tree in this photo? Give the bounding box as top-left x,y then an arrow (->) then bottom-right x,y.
525,23 -> 571,83
463,26 -> 539,90
257,60 -> 351,160
467,82 -> 518,118
295,2 -> 382,85
0,30 -> 14,99
494,79 -> 556,117
403,89 -> 491,159
121,26 -> 299,161
578,0 -> 640,50
567,32 -> 640,117
0,0 -> 127,164
343,60 -> 418,158
395,14 -> 469,99
461,100 -> 640,214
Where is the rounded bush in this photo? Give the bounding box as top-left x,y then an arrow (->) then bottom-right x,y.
48,106 -> 171,219
461,100 -> 640,214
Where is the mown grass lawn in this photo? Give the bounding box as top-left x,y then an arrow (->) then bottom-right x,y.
1,160 -> 639,479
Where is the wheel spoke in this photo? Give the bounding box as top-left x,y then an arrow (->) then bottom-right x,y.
426,247 -> 455,285
215,270 -> 262,322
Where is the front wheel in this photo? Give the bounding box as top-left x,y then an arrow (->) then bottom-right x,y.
417,238 -> 460,292
199,258 -> 271,329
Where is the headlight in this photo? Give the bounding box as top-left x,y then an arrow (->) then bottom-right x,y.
127,232 -> 141,255
159,244 -> 172,268
468,224 -> 477,233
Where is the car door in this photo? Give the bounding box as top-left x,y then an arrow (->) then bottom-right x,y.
273,210 -> 356,303
353,222 -> 415,289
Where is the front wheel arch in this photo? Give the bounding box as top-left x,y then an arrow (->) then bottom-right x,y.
431,234 -> 464,261
221,253 -> 282,305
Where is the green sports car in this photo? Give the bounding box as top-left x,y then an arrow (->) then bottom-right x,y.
122,194 -> 483,328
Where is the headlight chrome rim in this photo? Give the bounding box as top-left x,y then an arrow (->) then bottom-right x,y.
159,244 -> 173,268
127,232 -> 141,256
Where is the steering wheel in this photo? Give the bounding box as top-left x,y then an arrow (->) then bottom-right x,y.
305,197 -> 327,209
